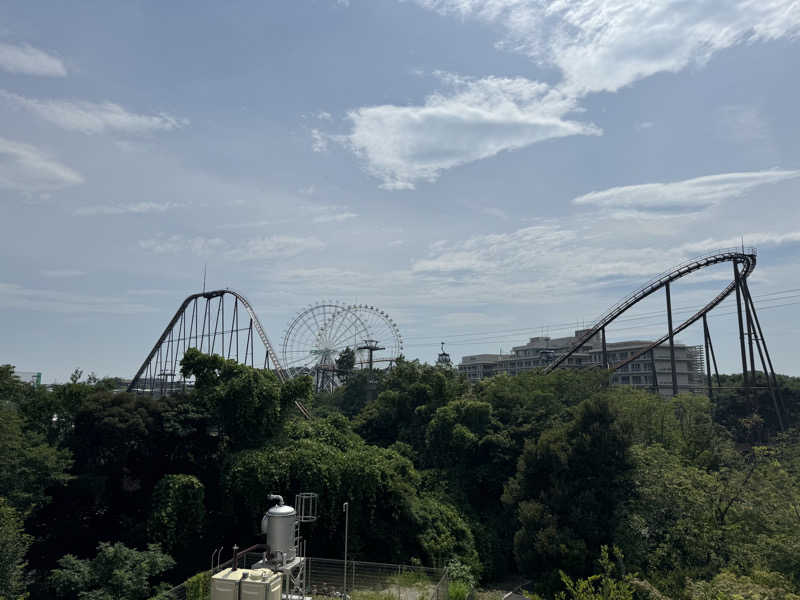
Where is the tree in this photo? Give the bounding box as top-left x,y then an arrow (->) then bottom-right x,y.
180,348 -> 285,449
504,396 -> 634,582
0,400 -> 71,516
0,497 -> 31,600
49,542 -> 174,600
336,347 -> 356,379
147,474 -> 205,564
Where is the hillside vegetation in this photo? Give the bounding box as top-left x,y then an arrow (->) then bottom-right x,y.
2,354 -> 800,600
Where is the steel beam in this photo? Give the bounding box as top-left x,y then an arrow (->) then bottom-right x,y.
665,281 -> 678,396
733,261 -> 749,389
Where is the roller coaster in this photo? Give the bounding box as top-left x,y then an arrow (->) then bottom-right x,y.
544,247 -> 784,429
127,247 -> 783,428
126,289 -> 310,418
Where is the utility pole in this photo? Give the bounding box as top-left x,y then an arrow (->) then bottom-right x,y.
342,502 -> 349,599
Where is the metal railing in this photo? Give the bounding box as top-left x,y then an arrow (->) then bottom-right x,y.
151,556 -> 447,600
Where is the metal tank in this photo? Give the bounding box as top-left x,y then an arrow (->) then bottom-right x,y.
261,499 -> 297,560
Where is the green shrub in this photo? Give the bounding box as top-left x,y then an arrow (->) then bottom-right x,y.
449,581 -> 471,600
185,570 -> 211,600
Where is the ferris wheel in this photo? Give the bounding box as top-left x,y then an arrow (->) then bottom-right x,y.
281,301 -> 403,391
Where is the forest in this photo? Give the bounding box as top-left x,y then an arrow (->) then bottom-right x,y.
2,350 -> 800,600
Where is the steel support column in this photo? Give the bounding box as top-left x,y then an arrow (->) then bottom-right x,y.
665,281 -> 678,396
703,314 -> 712,400
601,327 -> 608,369
649,348 -> 658,394
733,261 -> 749,389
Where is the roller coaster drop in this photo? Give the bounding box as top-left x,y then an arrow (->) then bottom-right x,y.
544,247 -> 785,430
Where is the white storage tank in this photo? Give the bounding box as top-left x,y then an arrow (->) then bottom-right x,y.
210,567 -> 244,600
211,568 -> 281,600
261,503 -> 297,559
240,569 -> 282,600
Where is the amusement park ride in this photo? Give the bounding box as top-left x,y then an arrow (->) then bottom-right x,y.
126,247 -> 784,428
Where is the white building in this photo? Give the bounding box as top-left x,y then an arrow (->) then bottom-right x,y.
458,330 -> 704,396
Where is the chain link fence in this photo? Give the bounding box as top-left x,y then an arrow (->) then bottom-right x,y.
151,555 -> 448,600
307,558 -> 446,600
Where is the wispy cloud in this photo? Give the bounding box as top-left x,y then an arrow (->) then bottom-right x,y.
411,0 -> 800,95
0,42 -> 67,77
344,73 -> 599,189
0,136 -> 83,192
311,129 -> 329,152
228,235 -> 325,260
74,201 -> 188,216
0,90 -> 188,135
138,235 -> 227,256
138,233 -> 325,260
681,232 -> 800,254
573,170 -> 800,213
331,0 -> 800,188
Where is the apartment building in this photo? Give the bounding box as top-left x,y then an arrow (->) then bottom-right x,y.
458,329 -> 704,396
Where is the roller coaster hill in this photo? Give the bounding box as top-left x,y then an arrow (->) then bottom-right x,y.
125,247 -> 787,430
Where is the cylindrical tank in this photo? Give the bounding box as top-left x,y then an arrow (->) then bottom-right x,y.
261,504 -> 296,557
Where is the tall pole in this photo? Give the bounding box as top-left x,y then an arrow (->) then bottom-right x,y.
601,327 -> 608,369
703,314 -> 712,400
343,501 -> 349,598
733,261 -> 749,390
744,292 -> 757,384
742,281 -> 776,382
649,348 -> 659,395
665,281 -> 678,396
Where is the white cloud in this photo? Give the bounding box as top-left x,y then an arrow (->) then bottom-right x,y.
572,170 -> 800,213
229,235 -> 325,260
411,0 -> 800,94
327,1 -> 800,188
0,90 -> 188,135
311,129 -> 329,152
344,73 -> 599,189
41,269 -> 85,278
74,201 -> 188,216
0,42 -> 67,77
0,136 -> 83,192
681,232 -> 800,254
138,235 -> 226,256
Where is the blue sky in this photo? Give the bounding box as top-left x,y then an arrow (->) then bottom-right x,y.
2,0 -> 800,382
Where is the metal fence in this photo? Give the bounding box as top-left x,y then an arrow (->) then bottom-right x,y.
151,556 -> 448,600
307,558 -> 446,600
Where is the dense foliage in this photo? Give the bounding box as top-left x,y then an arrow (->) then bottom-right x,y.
2,356 -> 800,600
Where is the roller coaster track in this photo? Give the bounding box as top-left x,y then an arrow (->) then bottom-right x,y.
544,248 -> 757,374
128,289 -> 311,419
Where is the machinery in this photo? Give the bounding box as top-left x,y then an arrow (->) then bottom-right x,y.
250,493 -> 317,600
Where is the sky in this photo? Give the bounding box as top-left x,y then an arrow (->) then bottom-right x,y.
2,0 -> 800,383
